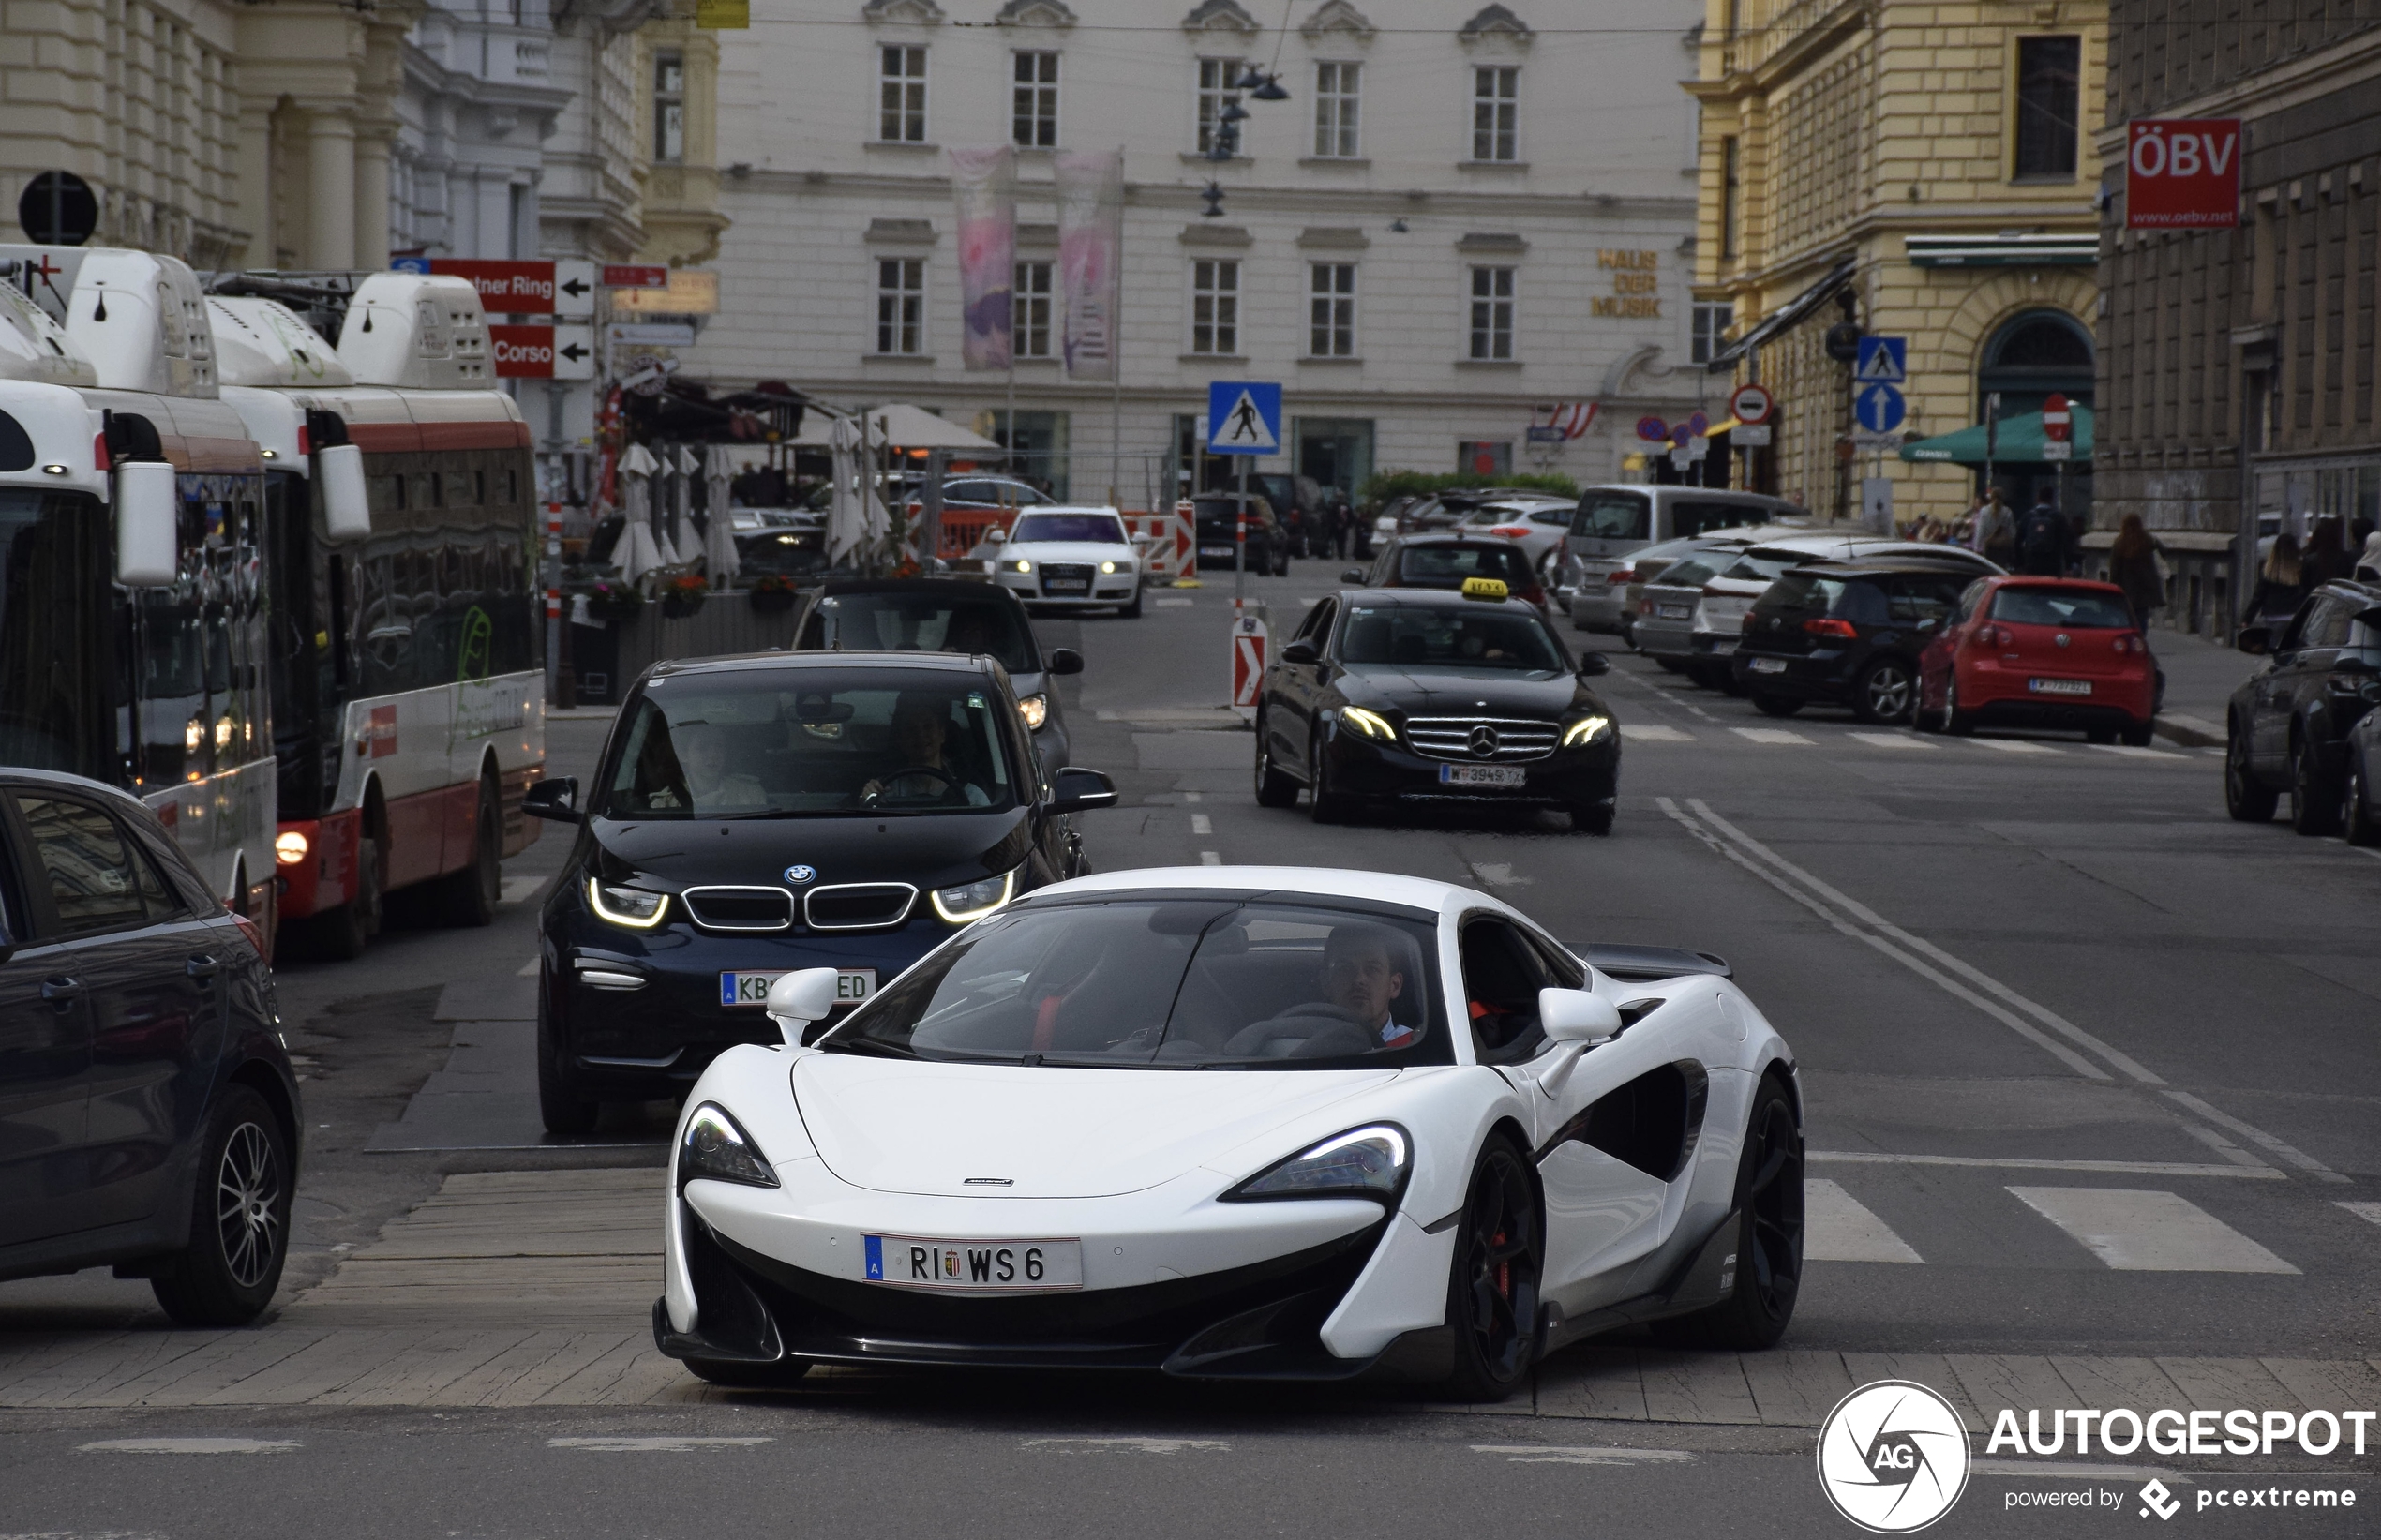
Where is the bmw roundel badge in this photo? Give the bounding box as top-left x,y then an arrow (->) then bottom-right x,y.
784,864 -> 816,885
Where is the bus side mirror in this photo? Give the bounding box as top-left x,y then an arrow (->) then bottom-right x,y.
317,443 -> 371,540
114,462 -> 179,586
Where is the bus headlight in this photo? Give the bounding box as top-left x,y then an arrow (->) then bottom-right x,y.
588,878 -> 669,929
275,831 -> 310,866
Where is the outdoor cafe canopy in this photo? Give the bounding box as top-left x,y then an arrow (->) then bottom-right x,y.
1899,403 -> 2093,466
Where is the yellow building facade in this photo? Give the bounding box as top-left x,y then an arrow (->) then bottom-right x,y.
1686,0 -> 2106,526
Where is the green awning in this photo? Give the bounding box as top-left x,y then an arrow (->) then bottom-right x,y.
1898,404 -> 2092,466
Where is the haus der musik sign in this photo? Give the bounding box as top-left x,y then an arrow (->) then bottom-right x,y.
1592,249 -> 1661,319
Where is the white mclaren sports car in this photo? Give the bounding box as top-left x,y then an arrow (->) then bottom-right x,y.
654,866 -> 1804,1399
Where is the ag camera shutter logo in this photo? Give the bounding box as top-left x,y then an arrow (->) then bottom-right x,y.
1816,1380 -> 1971,1533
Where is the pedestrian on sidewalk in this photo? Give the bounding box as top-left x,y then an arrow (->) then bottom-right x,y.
2246,532 -> 2304,633
1332,499 -> 1355,559
1970,486 -> 2017,569
2301,516 -> 2353,587
2108,514 -> 2165,629
2014,489 -> 2074,576
2356,528 -> 2381,582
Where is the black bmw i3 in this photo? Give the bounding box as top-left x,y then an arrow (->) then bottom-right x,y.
524,650 -> 1116,1133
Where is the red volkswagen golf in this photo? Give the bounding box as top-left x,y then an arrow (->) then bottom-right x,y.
1916,577 -> 2157,745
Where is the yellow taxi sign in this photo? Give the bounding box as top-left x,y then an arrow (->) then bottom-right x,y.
1460,576 -> 1509,601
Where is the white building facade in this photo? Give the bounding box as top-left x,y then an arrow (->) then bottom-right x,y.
685,0 -> 1715,502
390,1 -> 575,261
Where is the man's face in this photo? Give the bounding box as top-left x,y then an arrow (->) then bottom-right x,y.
679,730 -> 724,783
893,710 -> 945,762
1326,943 -> 1403,1024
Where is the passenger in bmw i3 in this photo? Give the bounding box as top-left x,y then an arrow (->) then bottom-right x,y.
523,650 -> 1117,1135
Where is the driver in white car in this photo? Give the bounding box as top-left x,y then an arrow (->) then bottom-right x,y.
1324,923 -> 1415,1050
861,694 -> 993,807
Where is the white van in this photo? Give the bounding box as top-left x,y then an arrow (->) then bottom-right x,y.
1559,486 -> 1808,633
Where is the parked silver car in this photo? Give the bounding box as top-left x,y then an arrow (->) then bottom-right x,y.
1453,498 -> 1577,582
1558,486 -> 1807,630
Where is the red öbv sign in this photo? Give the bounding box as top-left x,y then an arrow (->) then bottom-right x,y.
2125,118 -> 2242,230
431,259 -> 558,308
490,323 -> 558,379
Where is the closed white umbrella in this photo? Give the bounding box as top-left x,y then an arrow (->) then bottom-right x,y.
618,443 -> 672,571
703,443 -> 740,583
670,444 -> 700,568
828,413 -> 866,563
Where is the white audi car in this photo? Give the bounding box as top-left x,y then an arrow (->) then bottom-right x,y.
989,506 -> 1143,617
654,865 -> 1803,1398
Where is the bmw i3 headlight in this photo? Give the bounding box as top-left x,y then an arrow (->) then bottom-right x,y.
1224,1124 -> 1410,1204
680,1103 -> 778,1189
587,878 -> 668,929
931,867 -> 1016,924
1338,706 -> 1396,741
1018,692 -> 1049,730
1561,713 -> 1613,747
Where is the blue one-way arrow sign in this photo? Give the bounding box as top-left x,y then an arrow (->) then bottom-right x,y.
1854,336 -> 1907,384
1854,382 -> 1908,435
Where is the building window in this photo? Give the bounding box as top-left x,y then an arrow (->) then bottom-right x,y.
1012,51 -> 1059,149
1190,259 -> 1239,356
1014,260 -> 1053,358
653,51 -> 685,163
1313,61 -> 1360,157
876,258 -> 924,354
1719,136 -> 1740,260
1468,266 -> 1514,360
2013,36 -> 2080,180
1309,262 -> 1355,356
1471,67 -> 1519,163
878,45 -> 928,142
1196,57 -> 1245,155
1691,303 -> 1733,365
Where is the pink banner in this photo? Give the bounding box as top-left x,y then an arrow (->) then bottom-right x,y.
1056,149 -> 1123,381
949,145 -> 1015,371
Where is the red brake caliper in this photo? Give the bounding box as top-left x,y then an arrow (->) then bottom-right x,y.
1493,1230 -> 1509,1298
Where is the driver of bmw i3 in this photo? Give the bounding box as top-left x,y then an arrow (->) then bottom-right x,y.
1322,923 -> 1414,1050
860,693 -> 994,807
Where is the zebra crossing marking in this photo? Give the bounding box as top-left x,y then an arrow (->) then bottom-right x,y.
2335,1201 -> 2381,1229
1731,727 -> 1813,746
1975,739 -> 2063,755
2008,1187 -> 2299,1274
2089,743 -> 2185,759
1804,1178 -> 1924,1263
1848,732 -> 1935,750
1620,724 -> 1696,743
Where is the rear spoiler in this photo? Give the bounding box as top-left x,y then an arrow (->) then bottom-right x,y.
1570,943 -> 1732,981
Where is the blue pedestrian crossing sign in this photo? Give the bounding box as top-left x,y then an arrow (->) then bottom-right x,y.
1207,381 -> 1281,455
1854,336 -> 1908,384
1854,382 -> 1908,435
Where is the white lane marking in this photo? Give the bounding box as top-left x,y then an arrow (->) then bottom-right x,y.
1731,727 -> 1813,746
1190,813 -> 1213,834
1974,738 -> 2062,754
1184,790 -> 1204,803
2159,712 -> 2222,734
500,875 -> 546,904
2336,1202 -> 2381,1227
1296,596 -> 1318,605
1656,799 -> 2112,1082
2161,1090 -> 2345,1183
2089,743 -> 2185,759
1810,1151 -> 2282,1179
79,1438 -> 297,1455
1023,1437 -> 1230,1454
1471,1445 -> 1695,1466
515,958 -> 540,978
548,1437 -> 773,1452
1849,732 -> 1936,750
1803,1178 -> 1925,1263
1620,724 -> 1696,743
2010,1188 -> 2299,1273
2176,1122 -> 2269,1169
1469,861 -> 1532,888
1200,851 -> 1222,866
1154,596 -> 1194,607
1683,799 -> 2167,1086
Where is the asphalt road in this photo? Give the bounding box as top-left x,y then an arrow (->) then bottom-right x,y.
3,556 -> 2377,1537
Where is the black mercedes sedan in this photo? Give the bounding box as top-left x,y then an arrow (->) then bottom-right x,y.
523,650 -> 1117,1134
1251,583 -> 1620,832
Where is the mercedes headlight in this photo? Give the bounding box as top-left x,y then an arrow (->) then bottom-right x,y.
1010,558 -> 1034,574
680,1103 -> 777,1189
1561,713 -> 1613,747
1018,692 -> 1049,730
931,867 -> 1016,924
1339,706 -> 1396,741
587,877 -> 668,929
1224,1124 -> 1410,1204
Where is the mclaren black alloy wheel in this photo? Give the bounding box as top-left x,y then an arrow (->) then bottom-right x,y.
2225,722 -> 2278,822
1253,708 -> 1299,807
1853,658 -> 1915,724
1440,1136 -> 1543,1402
1655,1076 -> 1803,1351
151,1085 -> 292,1326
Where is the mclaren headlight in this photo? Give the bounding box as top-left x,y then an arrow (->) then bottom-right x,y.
1561,713 -> 1613,747
587,877 -> 668,929
1338,706 -> 1396,741
680,1102 -> 777,1189
1018,692 -> 1049,730
931,867 -> 1016,924
1223,1124 -> 1410,1204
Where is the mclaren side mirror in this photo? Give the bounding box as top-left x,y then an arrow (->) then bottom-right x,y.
1575,653 -> 1610,678
2237,624 -> 2271,656
1280,639 -> 1319,665
114,461 -> 180,587
765,967 -> 843,1046
1540,987 -> 1625,1045
1045,648 -> 1085,677
1051,766 -> 1118,813
522,777 -> 581,823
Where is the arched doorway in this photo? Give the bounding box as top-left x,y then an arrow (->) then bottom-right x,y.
1976,308 -> 2093,520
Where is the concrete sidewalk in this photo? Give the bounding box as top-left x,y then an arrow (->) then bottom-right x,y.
3,1169 -> 2374,1421
2152,630 -> 2257,748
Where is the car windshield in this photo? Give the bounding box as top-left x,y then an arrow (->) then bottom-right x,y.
1654,556 -> 1723,589
737,528 -> 830,577
1397,545 -> 1531,586
824,898 -> 1451,1068
600,668 -> 1018,819
1011,513 -> 1127,545
1572,491 -> 1650,541
1990,587 -> 2134,628
1715,551 -> 1804,582
801,593 -> 1036,674
1339,605 -> 1566,671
